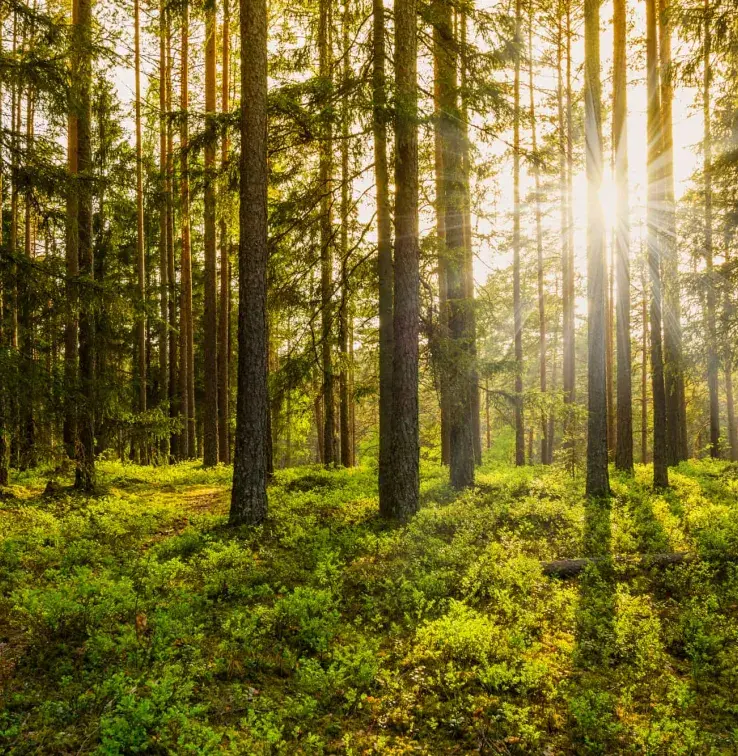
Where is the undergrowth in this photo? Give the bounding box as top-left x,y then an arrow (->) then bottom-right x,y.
1,458 -> 738,753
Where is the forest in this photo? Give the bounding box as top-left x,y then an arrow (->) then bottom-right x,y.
2,0 -> 738,750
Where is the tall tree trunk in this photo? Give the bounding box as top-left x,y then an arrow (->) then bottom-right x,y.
374,0 -> 394,501
529,15 -> 548,465
229,0 -> 269,525
0,14 -> 7,486
218,0 -> 231,463
726,363 -> 737,461
339,0 -> 352,468
9,15 -> 18,468
65,0 -> 79,462
75,0 -> 95,490
660,0 -> 687,463
437,0 -> 474,489
703,0 -> 720,459
166,15 -> 178,459
584,0 -> 609,498
158,0 -> 169,461
613,0 -> 633,472
180,0 -> 196,458
642,266 -> 649,463
319,0 -> 337,466
134,0 -> 147,458
383,0 -> 420,518
513,0 -> 525,467
460,10 -> 481,466
433,19 -> 451,466
646,0 -> 669,487
563,0 -> 576,428
203,0 -> 219,466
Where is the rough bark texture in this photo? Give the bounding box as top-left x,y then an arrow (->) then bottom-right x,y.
0,17 -> 6,486
218,0 -> 231,463
180,0 -> 196,458
584,0 -> 609,499
203,0 -> 219,466
513,0 -> 525,467
383,0 -> 420,519
529,18 -> 548,465
229,0 -> 269,526
318,0 -> 336,467
374,0 -> 393,506
436,0 -> 474,489
659,0 -> 688,465
158,0 -> 169,460
613,0 -> 633,473
75,0 -> 95,491
703,0 -> 720,459
166,22 -> 178,459
647,0 -> 669,488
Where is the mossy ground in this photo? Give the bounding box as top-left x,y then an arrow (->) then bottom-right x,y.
2,457 -> 738,753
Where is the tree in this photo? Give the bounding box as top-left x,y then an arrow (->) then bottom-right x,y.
229,0 -> 269,526
374,0 -> 393,506
513,0 -> 525,467
383,0 -> 419,519
203,0 -> 219,466
613,0 -> 633,472
646,0 -> 669,488
158,0 -> 169,461
584,0 -> 609,498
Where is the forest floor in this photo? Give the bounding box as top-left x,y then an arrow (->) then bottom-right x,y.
2,457 -> 738,754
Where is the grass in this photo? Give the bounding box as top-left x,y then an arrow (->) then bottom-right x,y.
1,456 -> 738,753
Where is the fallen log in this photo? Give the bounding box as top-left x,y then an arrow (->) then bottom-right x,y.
542,552 -> 696,578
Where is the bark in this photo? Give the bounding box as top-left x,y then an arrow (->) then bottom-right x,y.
460,12 -> 481,466
584,0 -> 609,498
229,0 -> 269,525
726,363 -> 737,461
134,0 -> 147,446
75,0 -> 95,490
529,17 -> 549,465
613,0 -> 633,472
180,0 -> 196,458
433,23 -> 451,467
513,0 -> 525,467
646,0 -> 669,488
542,551 -> 698,579
383,0 -> 420,519
0,16 -> 6,485
65,0 -> 79,461
318,0 -> 337,466
437,0 -> 474,489
159,0 -> 169,460
659,0 -> 688,464
374,0 -> 393,503
703,0 -> 720,459
339,0 -> 352,468
641,268 -> 649,463
203,0 -> 219,466
218,0 -> 231,463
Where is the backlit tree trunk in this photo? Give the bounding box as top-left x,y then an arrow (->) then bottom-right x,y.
158,0 -> 169,461
229,0 -> 269,525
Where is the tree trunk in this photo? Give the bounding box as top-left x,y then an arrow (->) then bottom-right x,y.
383,0 -> 420,518
513,0 -> 525,467
646,0 -> 669,488
0,16 -> 7,486
613,0 -> 633,473
433,20 -> 451,468
660,0 -> 687,464
158,0 -> 169,461
229,0 -> 269,526
180,0 -> 196,458
529,16 -> 548,465
75,0 -> 95,490
641,267 -> 649,463
218,0 -> 231,463
134,0 -> 147,459
203,0 -> 219,466
437,0 -> 474,489
374,0 -> 393,502
460,11 -> 481,466
703,0 -> 720,459
584,0 -> 609,498
339,0 -> 352,468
